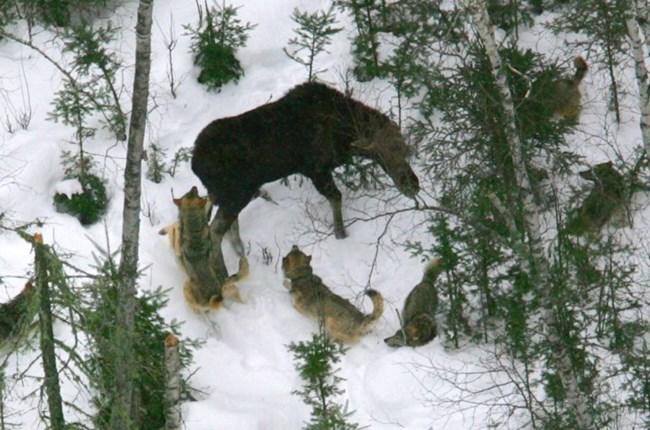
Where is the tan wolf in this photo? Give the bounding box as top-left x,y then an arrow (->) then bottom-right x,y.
384,259 -> 442,348
161,187 -> 248,312
282,245 -> 384,344
549,56 -> 588,122
564,161 -> 626,237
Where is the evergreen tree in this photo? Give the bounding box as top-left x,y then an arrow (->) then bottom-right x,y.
284,6 -> 342,82
289,329 -> 360,430
184,1 -> 256,92
335,0 -> 388,81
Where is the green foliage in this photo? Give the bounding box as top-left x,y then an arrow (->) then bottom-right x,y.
49,24 -> 126,141
549,0 -> 627,42
335,0 -> 387,82
169,147 -> 193,178
485,0 -> 537,34
146,143 -> 167,184
0,1 -> 17,39
21,0 -> 72,27
53,172 -> 108,226
429,215 -> 469,348
84,255 -> 197,430
17,0 -> 112,28
53,150 -> 108,226
289,331 -> 360,430
184,1 -> 256,92
284,6 -> 342,81
333,157 -> 389,195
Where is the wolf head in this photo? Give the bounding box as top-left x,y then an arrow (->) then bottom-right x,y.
384,315 -> 437,347
578,161 -> 623,185
282,245 -> 313,280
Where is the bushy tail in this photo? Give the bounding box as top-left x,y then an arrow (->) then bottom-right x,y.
363,289 -> 384,324
572,56 -> 588,85
422,258 -> 444,286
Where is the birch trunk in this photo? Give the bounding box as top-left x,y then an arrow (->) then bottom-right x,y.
111,0 -> 154,428
466,1 -> 596,428
635,0 -> 650,42
624,2 -> 650,160
164,335 -> 181,430
33,234 -> 65,430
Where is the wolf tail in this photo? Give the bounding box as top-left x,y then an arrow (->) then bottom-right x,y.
572,56 -> 588,85
362,289 -> 384,326
422,258 -> 444,286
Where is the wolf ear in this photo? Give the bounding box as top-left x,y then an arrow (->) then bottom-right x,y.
173,197 -> 182,207
307,255 -> 312,264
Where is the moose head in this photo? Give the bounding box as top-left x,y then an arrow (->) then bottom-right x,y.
352,121 -> 420,198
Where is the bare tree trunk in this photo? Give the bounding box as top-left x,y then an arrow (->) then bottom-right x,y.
110,1 -> 154,429
624,1 -> 650,160
465,1 -> 596,428
164,335 -> 181,430
33,233 -> 65,430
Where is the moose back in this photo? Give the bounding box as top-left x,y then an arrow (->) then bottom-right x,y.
191,81 -> 419,254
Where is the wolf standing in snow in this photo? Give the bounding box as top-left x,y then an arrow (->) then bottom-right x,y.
282,245 -> 384,344
384,259 -> 443,348
549,56 -> 588,122
564,161 -> 626,237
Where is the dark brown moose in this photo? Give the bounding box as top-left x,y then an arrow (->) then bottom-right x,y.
192,82 -> 420,273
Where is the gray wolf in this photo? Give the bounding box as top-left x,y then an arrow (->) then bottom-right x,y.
384,259 -> 442,348
564,161 -> 626,237
549,56 -> 588,122
282,245 -> 384,344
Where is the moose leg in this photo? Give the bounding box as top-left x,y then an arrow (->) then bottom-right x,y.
310,173 -> 347,239
226,219 -> 246,258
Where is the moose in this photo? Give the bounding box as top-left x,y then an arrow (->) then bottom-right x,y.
191,81 -> 420,273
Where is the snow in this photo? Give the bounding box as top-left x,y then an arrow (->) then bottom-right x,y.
0,0 -> 646,429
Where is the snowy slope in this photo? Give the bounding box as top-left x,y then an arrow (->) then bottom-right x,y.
0,1 -> 646,429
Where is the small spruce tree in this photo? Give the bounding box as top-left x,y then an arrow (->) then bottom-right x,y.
52,24 -> 127,140
184,1 -> 256,92
83,251 -> 198,430
283,6 -> 342,82
146,143 -> 167,184
288,327 -> 360,430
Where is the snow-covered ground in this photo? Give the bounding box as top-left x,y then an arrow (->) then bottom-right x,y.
0,1 -> 646,429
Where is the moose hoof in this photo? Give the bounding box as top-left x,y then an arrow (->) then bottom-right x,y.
334,228 -> 347,239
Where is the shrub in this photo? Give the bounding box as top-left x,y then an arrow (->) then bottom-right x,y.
53,173 -> 108,225
184,1 -> 256,92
